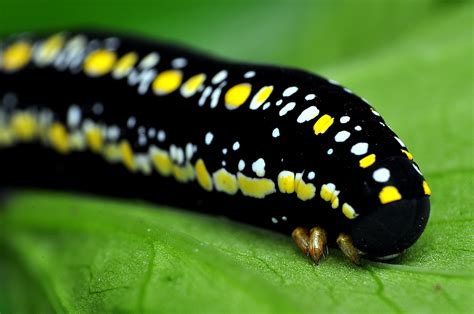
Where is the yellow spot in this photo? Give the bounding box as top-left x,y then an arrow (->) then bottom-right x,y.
119,140 -> 136,171
320,183 -> 340,208
359,154 -> 376,168
342,203 -> 358,219
152,69 -> 183,95
85,126 -> 104,153
150,147 -> 172,177
213,169 -> 238,195
172,164 -> 195,183
69,132 -> 86,151
295,174 -> 316,201
34,33 -> 65,66
237,173 -> 275,199
423,181 -> 432,196
102,144 -> 122,162
181,73 -> 206,98
84,49 -> 117,77
401,149 -> 413,160
250,85 -> 273,109
3,41 -> 32,72
313,114 -> 334,135
112,52 -> 138,78
195,159 -> 213,191
48,123 -> 69,154
278,170 -> 295,194
225,83 -> 252,110
331,197 -> 339,209
379,186 -> 402,204
0,127 -> 14,147
11,112 -> 37,141
320,183 -> 335,202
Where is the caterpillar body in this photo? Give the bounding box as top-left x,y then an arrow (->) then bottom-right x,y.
0,31 -> 431,263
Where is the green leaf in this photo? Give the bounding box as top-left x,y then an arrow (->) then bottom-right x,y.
1,1 -> 473,313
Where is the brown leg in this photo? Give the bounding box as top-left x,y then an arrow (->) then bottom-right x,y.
292,226 -> 328,264
291,227 -> 310,255
336,233 -> 361,265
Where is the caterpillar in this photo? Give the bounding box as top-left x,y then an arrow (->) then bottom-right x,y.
0,31 -> 431,264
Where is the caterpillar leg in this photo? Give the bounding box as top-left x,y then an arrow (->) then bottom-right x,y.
292,226 -> 328,264
336,233 -> 361,265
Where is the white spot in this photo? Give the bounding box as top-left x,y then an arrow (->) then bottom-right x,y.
176,147 -> 184,164
135,153 -> 152,175
305,94 -> 316,101
340,116 -> 350,124
138,126 -> 146,134
92,102 -> 104,115
272,128 -> 280,138
138,135 -> 147,146
212,70 -> 228,84
281,216 -> 287,221
327,148 -> 334,155
297,106 -> 319,123
139,52 -> 159,69
134,69 -> 157,95
244,71 -> 256,78
106,125 -> 120,140
198,86 -> 213,106
283,86 -> 298,97
252,158 -> 266,177
104,37 -> 120,50
147,127 -> 156,138
371,109 -> 381,116
271,217 -> 278,224
222,160 -> 226,166
335,130 -> 351,143
222,148 -> 228,155
238,160 -> 245,171
157,130 -> 166,142
171,58 -> 187,68
185,143 -> 194,160
2,92 -> 18,108
276,99 -> 283,106
373,168 -> 390,183
351,143 -> 369,155
307,171 -> 315,180
343,87 -> 353,94
394,137 -> 406,147
232,141 -> 240,151
379,122 -> 386,127
205,132 -> 214,145
67,105 -> 81,128
354,125 -> 362,131
169,145 -> 178,161
328,79 -> 340,85
210,82 -> 226,109
279,102 -> 296,116
413,164 -> 422,175
127,116 -> 136,129
262,102 -> 271,110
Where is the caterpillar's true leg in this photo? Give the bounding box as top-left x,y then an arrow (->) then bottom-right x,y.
292,226 -> 328,264
336,233 -> 361,265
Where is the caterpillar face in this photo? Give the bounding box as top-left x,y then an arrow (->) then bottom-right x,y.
0,31 -> 431,263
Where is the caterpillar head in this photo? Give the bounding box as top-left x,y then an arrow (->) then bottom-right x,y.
347,157 -> 431,260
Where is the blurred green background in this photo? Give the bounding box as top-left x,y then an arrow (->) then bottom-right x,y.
0,0 -> 473,313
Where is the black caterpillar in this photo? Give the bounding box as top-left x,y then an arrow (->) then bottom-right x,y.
0,31 -> 431,264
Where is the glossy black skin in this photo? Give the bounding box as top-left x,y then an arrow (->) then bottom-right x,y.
0,31 -> 430,259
